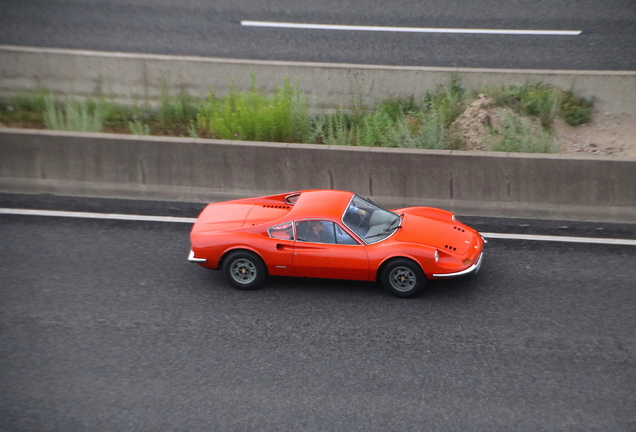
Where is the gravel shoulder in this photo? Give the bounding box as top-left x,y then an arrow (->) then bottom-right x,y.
449,93 -> 636,158
554,112 -> 636,158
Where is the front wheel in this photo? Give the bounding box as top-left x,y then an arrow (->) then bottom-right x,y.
223,251 -> 267,290
381,259 -> 426,298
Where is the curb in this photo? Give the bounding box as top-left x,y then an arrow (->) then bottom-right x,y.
1,128 -> 635,223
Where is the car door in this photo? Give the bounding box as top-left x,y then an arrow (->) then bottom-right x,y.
265,222 -> 298,276
292,220 -> 370,281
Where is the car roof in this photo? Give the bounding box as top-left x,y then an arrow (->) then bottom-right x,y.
287,190 -> 354,221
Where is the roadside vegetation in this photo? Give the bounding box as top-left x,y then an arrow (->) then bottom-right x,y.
0,76 -> 594,153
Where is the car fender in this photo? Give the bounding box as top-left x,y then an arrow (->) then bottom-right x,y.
372,244 -> 438,281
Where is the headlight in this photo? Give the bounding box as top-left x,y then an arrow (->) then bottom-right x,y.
451,214 -> 457,223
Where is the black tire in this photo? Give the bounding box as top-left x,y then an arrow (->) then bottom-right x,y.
223,251 -> 267,290
381,259 -> 426,298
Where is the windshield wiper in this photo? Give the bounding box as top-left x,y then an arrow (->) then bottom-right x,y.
364,229 -> 393,240
365,228 -> 397,240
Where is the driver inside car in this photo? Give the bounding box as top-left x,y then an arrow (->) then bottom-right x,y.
346,205 -> 367,222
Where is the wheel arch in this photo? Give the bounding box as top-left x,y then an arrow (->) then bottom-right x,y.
219,247 -> 267,273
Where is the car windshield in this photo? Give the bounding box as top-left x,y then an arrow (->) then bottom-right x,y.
342,196 -> 401,243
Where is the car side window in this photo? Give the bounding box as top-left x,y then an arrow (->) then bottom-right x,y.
296,220 -> 358,245
268,222 -> 294,240
334,224 -> 358,245
297,220 -> 332,243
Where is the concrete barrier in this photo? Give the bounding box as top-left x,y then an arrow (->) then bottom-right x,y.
1,45 -> 636,114
1,129 -> 635,223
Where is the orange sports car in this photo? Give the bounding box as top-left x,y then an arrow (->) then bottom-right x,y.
189,190 -> 484,298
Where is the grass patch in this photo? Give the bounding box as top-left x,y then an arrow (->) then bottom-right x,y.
0,78 -> 594,153
157,81 -> 199,126
0,90 -> 49,123
422,76 -> 472,128
195,75 -> 309,142
484,83 -> 594,128
561,91 -> 594,126
128,120 -> 150,135
311,106 -> 447,149
43,95 -> 108,133
486,113 -> 560,153
309,77 -> 467,149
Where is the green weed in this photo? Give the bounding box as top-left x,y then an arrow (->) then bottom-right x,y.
486,113 -> 560,153
44,96 -> 106,132
157,81 -> 198,126
487,84 -> 560,127
196,75 -> 308,143
375,96 -> 418,121
187,122 -> 199,138
317,109 -> 351,146
561,91 -> 594,126
485,83 -> 593,127
421,76 -> 470,129
0,90 -> 49,123
413,112 -> 447,150
128,120 -> 150,135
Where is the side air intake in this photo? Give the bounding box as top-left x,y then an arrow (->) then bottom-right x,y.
262,205 -> 291,210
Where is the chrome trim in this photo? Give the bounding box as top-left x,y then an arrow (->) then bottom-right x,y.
188,249 -> 207,263
432,252 -> 483,278
284,192 -> 300,205
268,222 -> 296,241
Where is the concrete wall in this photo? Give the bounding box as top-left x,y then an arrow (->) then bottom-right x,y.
1,129 -> 635,222
1,45 -> 636,114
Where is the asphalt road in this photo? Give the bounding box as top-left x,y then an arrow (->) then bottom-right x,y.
1,194 -> 635,431
1,0 -> 635,70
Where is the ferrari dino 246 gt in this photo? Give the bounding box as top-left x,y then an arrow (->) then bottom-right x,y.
189,190 -> 484,298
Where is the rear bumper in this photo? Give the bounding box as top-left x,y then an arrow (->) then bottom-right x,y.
432,252 -> 483,278
188,249 -> 207,263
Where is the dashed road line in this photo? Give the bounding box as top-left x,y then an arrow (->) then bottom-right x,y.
241,21 -> 582,36
481,232 -> 636,246
0,208 -> 196,223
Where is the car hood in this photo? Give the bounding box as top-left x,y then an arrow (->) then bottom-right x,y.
395,214 -> 475,254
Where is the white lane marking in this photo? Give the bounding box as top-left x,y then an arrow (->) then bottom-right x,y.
481,232 -> 636,246
241,21 -> 582,36
2,208 -> 635,245
0,208 -> 197,223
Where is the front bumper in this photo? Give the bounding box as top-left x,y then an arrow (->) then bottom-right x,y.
188,249 -> 207,263
432,252 -> 483,278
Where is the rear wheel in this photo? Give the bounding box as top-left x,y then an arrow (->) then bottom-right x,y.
223,251 -> 267,290
381,259 -> 426,298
